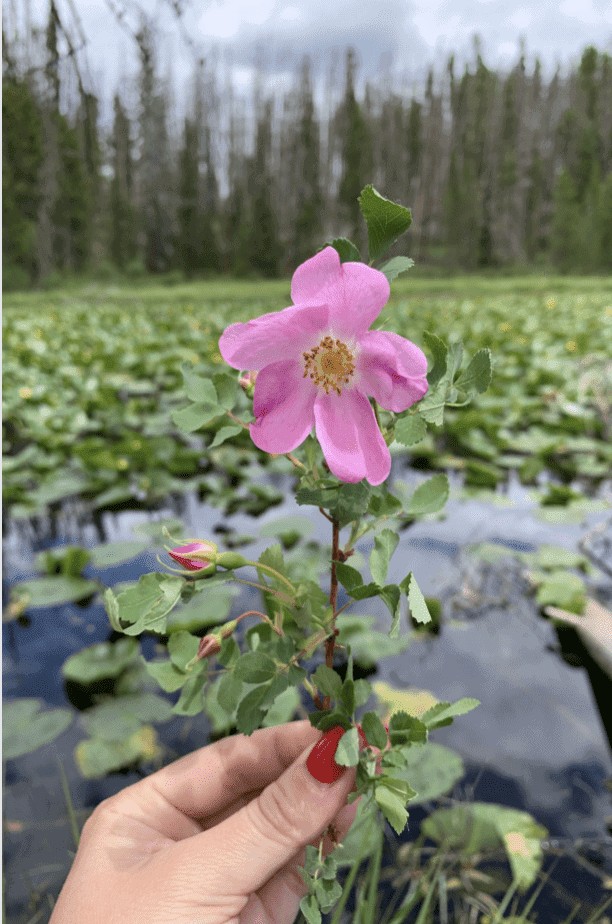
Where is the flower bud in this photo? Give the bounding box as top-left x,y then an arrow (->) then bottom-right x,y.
169,541 -> 218,571
238,370 -> 257,397
194,618 -> 238,662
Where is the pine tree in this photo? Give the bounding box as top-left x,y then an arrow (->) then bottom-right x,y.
288,59 -> 323,267
177,118 -> 201,276
337,49 -> 372,247
109,95 -> 136,268
551,169 -> 583,272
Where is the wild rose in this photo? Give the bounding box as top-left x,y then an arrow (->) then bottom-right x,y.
219,247 -> 428,485
169,540 -> 217,571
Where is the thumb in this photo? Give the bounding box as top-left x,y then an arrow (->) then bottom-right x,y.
185,728 -> 356,898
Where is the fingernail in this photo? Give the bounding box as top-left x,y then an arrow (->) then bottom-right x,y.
306,726 -> 347,784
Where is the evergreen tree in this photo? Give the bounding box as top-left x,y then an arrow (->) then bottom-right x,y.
245,99 -> 281,277
177,118 -> 201,276
337,49 -> 372,246
109,95 -> 136,268
551,169 -> 583,272
288,59 -> 323,267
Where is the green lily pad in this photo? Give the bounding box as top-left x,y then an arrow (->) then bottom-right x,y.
3,698 -> 73,760
62,638 -> 140,684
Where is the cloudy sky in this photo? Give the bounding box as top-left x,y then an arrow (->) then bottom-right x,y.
15,0 -> 612,101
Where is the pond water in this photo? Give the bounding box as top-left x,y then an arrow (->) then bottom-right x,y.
3,465 -> 611,922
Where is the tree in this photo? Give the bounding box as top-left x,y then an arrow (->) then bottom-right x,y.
109,95 -> 136,268
337,49 -> 372,246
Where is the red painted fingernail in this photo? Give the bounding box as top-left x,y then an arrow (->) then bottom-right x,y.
306,726 -> 347,783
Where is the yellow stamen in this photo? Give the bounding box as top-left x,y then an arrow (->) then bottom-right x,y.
302,335 -> 355,396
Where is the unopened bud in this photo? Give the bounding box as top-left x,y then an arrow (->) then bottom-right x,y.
195,618 -> 238,662
169,540 -> 218,571
238,370 -> 257,397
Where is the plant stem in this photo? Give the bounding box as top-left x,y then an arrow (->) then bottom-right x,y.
285,452 -> 306,470
245,560 -> 296,594
322,518 -> 341,706
233,577 -> 293,605
235,610 -> 283,636
227,411 -> 249,430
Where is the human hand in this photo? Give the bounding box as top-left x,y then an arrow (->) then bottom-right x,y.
50,721 -> 358,924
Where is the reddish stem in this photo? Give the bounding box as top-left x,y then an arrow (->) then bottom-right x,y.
323,518 -> 340,708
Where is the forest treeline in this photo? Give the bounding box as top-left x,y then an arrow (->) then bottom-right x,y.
3,7 -> 612,289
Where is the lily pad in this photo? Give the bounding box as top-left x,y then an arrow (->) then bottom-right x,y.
62,638 -> 140,684
3,698 -> 73,760
11,575 -> 99,609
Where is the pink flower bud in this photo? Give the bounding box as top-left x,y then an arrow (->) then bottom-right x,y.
169,541 -> 217,571
238,370 -> 257,395
197,634 -> 222,659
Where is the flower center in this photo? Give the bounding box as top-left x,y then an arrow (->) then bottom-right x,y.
302,335 -> 356,395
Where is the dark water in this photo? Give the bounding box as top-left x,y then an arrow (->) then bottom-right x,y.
3,468 -> 611,922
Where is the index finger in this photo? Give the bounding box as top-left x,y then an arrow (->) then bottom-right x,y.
131,720 -> 320,822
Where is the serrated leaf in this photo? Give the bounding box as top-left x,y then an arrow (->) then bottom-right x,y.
375,784 -> 409,834
171,403 -> 219,432
407,474 -> 449,516
370,529 -> 400,585
209,424 -> 242,448
358,185 -> 412,263
421,698 -> 480,730
388,710 -> 427,745
361,711 -> 388,749
109,573 -> 184,636
313,664 -> 343,699
182,366 -> 218,405
173,671 -> 206,715
379,256 -> 414,282
422,331 -> 448,387
380,585 -> 401,636
335,561 -> 363,592
167,631 -> 200,670
217,672 -> 243,714
234,651 -> 277,683
333,482 -> 372,526
455,348 -> 492,396
416,380 -> 447,426
300,894 -> 322,924
324,237 -> 361,262
402,573 -> 432,625
395,415 -> 427,447
145,658 -> 189,692
335,726 -> 360,766
235,684 -> 270,735
212,372 -> 237,411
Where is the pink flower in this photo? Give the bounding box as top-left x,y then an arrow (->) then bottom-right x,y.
219,247 -> 428,485
169,541 -> 217,571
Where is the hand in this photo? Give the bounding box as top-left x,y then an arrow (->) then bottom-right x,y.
50,721 -> 357,924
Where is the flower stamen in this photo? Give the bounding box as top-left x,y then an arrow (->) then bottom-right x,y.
303,335 -> 355,395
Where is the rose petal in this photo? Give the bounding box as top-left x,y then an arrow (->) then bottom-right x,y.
219,303 -> 329,370
313,390 -> 391,486
291,246 -> 390,337
357,330 -> 428,412
249,360 -> 317,454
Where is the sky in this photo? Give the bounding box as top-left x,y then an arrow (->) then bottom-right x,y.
12,0 -> 612,105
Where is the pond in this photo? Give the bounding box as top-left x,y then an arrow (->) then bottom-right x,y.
3,462 -> 611,923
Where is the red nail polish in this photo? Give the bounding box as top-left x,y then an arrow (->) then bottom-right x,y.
306,726 -> 347,783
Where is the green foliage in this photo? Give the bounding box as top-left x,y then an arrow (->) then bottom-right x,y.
3,698 -> 72,760
104,573 -> 184,635
11,575 -> 98,609
358,185 -> 412,264
62,638 -> 140,684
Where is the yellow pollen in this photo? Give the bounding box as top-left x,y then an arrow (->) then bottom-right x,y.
302,335 -> 355,396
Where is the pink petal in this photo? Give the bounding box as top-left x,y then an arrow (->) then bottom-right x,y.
291,246 -> 390,337
169,543 -> 214,571
249,360 -> 317,454
357,330 -> 428,412
314,390 -> 391,486
219,303 -> 329,370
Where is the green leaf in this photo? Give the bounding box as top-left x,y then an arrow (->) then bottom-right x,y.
62,638 -> 139,684
182,366 -> 218,405
534,570 -> 586,614
312,664 -> 343,699
375,784 -> 409,834
75,726 -> 159,778
455,348 -> 492,396
417,379 -> 447,426
167,585 -> 238,633
235,684 -> 270,735
358,185 -> 412,263
168,631 -> 201,670
335,561 -> 363,592
12,575 -> 98,608
324,237 -> 361,262
107,573 -> 184,636
80,693 -> 173,740
335,726 -> 360,767
234,651 -> 277,683
89,540 -> 150,569
333,482 -> 372,526
421,698 -> 480,730
262,686 -> 301,726
370,529 -> 400,585
3,699 -> 73,760
212,372 -> 237,411
354,679 -> 372,708
350,582 -> 381,601
393,742 -> 465,804
337,615 -> 412,668
402,573 -> 432,625
380,585 -> 401,636
407,474 -> 449,516
36,545 -> 92,577
173,671 -> 206,715
388,710 -> 427,745
172,403 -> 219,432
379,256 -> 415,282
422,331 -> 448,387
145,658 -> 189,692
395,415 -> 427,447
217,673 -> 243,714
361,711 -> 388,749
300,894 -> 322,924
209,424 -> 242,448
